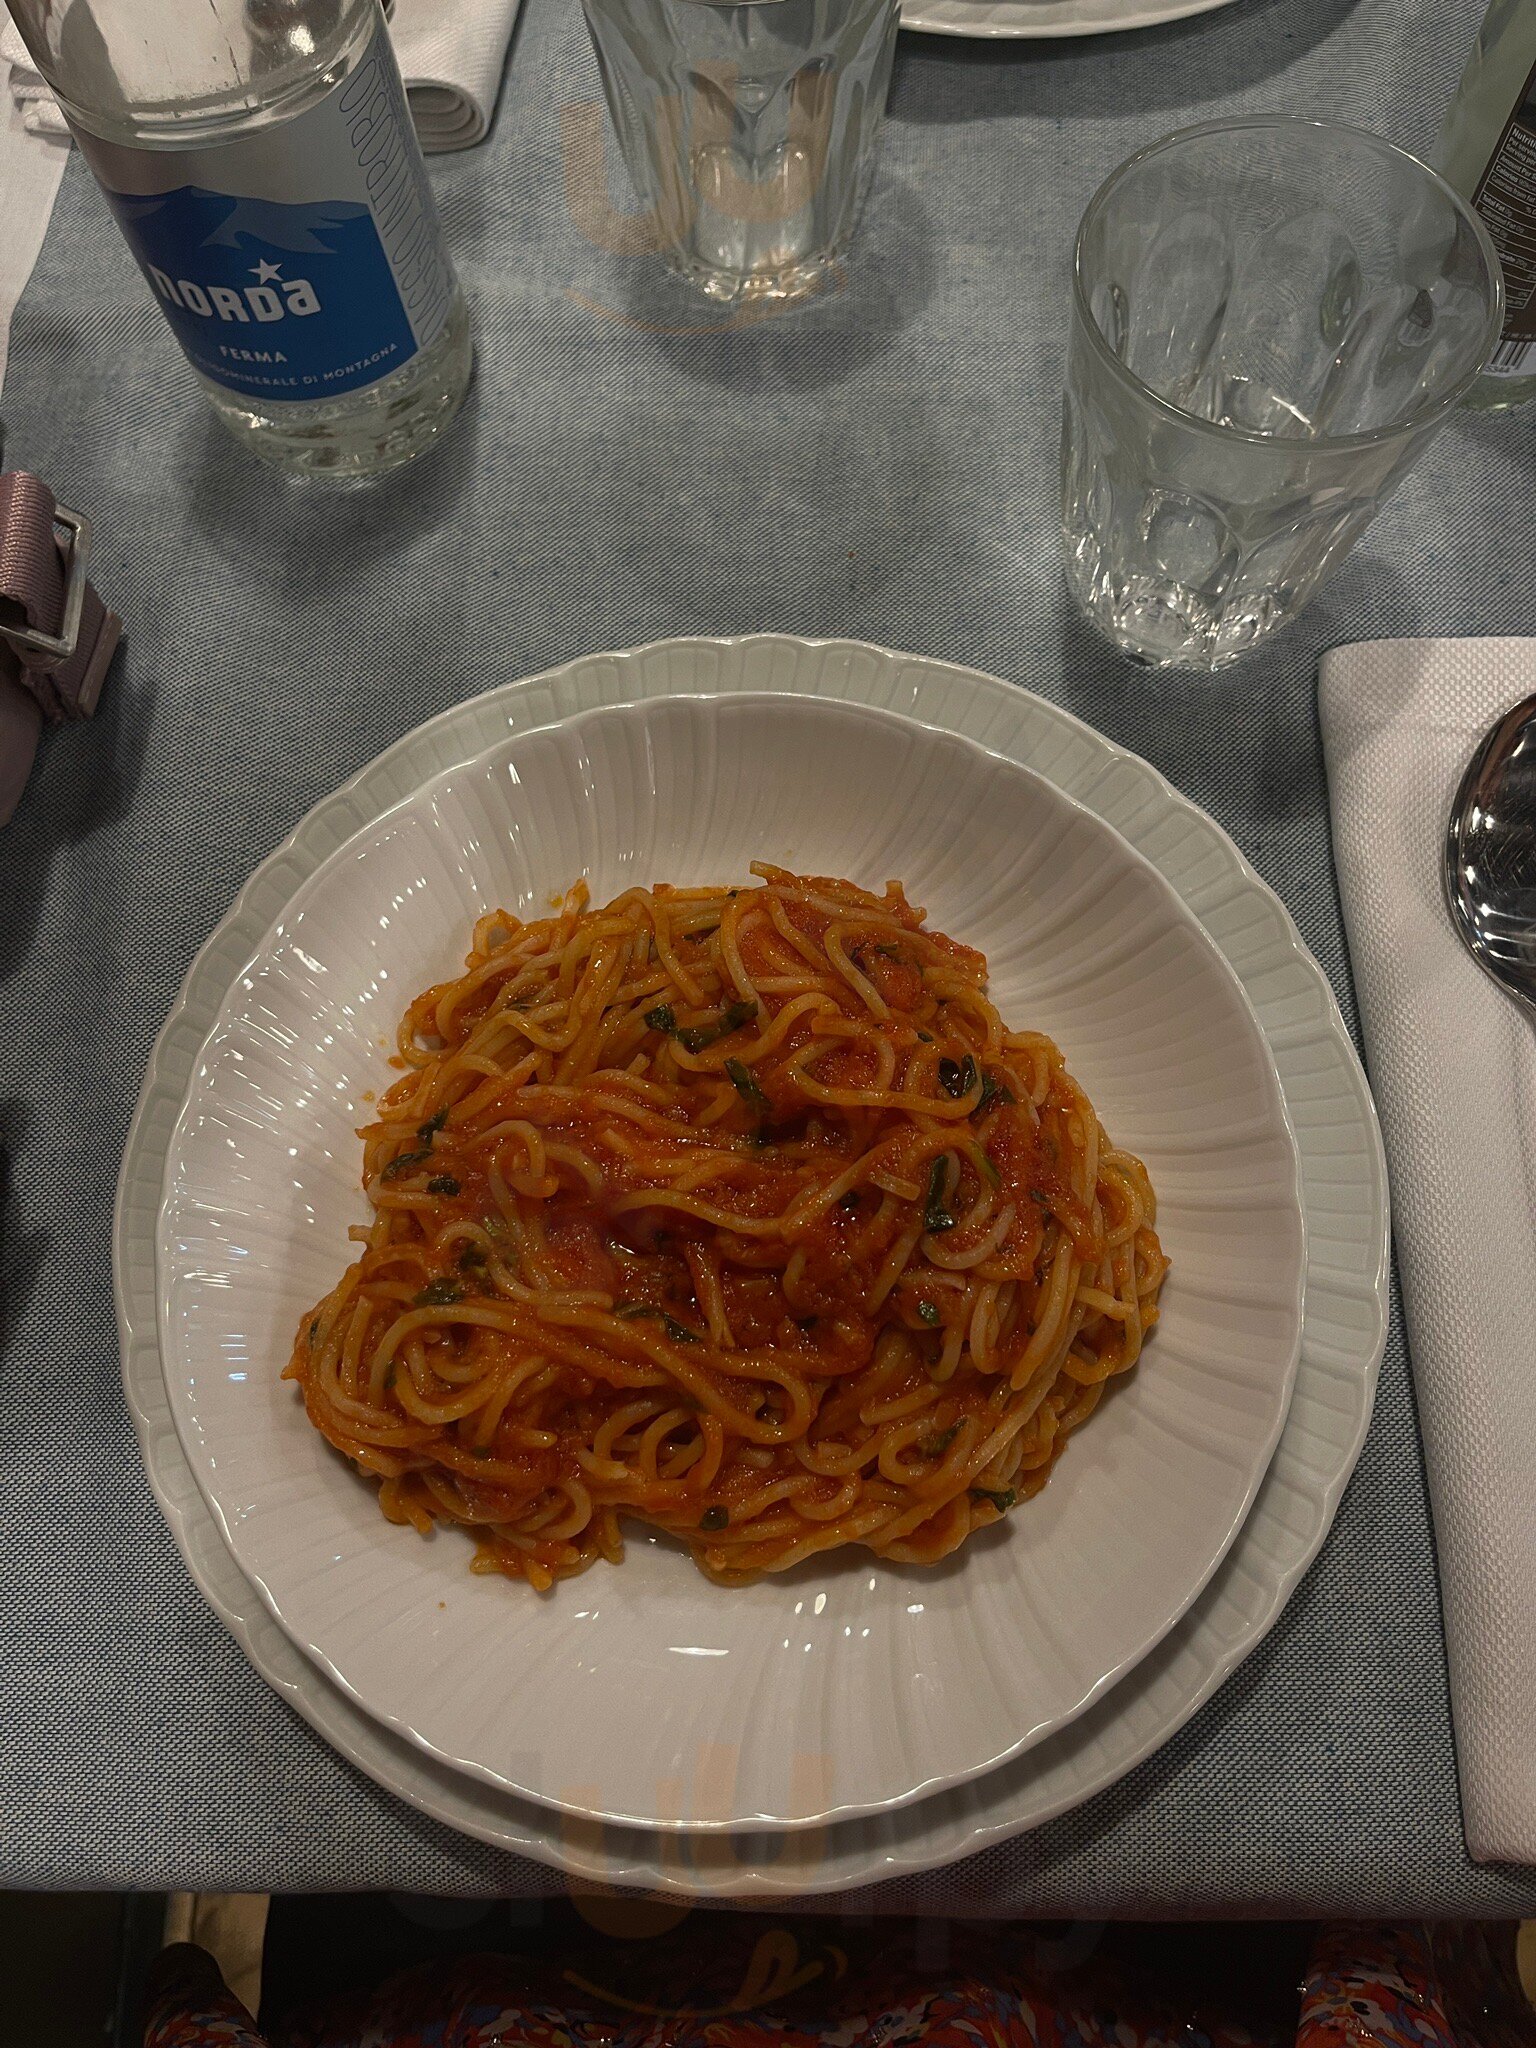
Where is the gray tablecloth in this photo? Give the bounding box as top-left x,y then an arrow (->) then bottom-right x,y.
4,0 -> 1536,1913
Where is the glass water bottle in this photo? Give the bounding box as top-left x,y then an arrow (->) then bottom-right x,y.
1435,0 -> 1536,411
4,0 -> 474,475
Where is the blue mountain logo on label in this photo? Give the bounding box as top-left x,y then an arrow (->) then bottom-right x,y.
104,185 -> 420,401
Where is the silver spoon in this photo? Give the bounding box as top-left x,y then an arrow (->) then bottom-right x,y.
1445,691 -> 1536,1024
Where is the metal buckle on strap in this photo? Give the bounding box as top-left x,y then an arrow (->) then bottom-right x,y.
0,501 -> 91,664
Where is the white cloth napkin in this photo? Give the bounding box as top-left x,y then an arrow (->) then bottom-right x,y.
0,3 -> 520,155
2,21 -> 69,137
390,0 -> 523,151
1320,635 -> 1536,1867
0,40 -> 69,396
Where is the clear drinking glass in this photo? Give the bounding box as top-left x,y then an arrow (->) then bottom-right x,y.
579,0 -> 900,303
1062,119 -> 1504,670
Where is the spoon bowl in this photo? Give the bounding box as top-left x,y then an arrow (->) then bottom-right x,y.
1445,691 -> 1536,1025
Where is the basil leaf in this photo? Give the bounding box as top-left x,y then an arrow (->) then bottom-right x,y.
917,1299 -> 941,1327
417,1108 -> 448,1144
724,1057 -> 769,1113
972,1071 -> 1014,1119
381,1149 -> 429,1182
923,1156 -> 955,1233
614,1304 -> 701,1344
938,1054 -> 978,1100
970,1486 -> 1017,1513
427,1173 -> 460,1197
644,1004 -> 676,1033
676,999 -> 757,1054
918,1422 -> 961,1458
414,1278 -> 463,1307
700,1506 -> 729,1532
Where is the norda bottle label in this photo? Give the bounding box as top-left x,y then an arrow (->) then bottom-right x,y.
73,23 -> 453,402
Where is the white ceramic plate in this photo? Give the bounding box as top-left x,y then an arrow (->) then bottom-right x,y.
119,636 -> 1387,1891
899,0 -> 1235,42
155,690 -> 1302,1834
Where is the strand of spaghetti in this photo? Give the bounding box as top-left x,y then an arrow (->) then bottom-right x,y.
928,1204 -> 1016,1271
878,1415 -> 981,1489
763,891 -> 833,972
555,941 -> 631,1081
791,1431 -> 881,1476
968,1281 -> 999,1365
779,1135 -> 914,1230
927,1320 -> 963,1383
468,1356 -> 551,1448
390,1351 -> 529,1426
563,1068 -> 681,1105
636,1405 -> 701,1471
823,923 -> 892,1020
684,1241 -> 736,1348
536,1481 -> 595,1543
718,894 -> 760,1007
867,1217 -> 925,1310
606,1188 -> 788,1236
1075,1284 -> 1133,1319
753,868 -> 913,927
793,1477 -> 865,1522
538,1140 -> 606,1195
592,1399 -> 675,1462
326,1293 -> 391,1416
378,1475 -> 432,1527
781,1050 -> 984,1118
706,1500 -> 923,1581
860,1382 -> 945,1426
726,990 -> 841,1063
647,896 -> 706,1007
482,1118 -> 547,1180
595,1126 -> 755,1189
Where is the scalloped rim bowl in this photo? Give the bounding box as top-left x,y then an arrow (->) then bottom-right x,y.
154,690 -> 1303,1833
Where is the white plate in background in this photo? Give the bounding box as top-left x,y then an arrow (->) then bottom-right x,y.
899,0 -> 1236,42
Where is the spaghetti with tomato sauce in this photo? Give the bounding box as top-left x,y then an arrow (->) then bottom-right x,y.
287,866 -> 1167,1589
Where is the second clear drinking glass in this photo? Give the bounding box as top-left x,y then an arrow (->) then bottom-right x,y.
1062,119 -> 1504,670
580,0 -> 900,303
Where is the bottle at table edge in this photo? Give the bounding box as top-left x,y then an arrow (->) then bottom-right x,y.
3,0 -> 472,476
1434,0 -> 1536,411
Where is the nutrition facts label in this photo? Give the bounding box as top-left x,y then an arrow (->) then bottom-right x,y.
1474,56 -> 1536,376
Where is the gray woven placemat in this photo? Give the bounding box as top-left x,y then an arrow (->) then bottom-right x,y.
3,0 -> 1536,1910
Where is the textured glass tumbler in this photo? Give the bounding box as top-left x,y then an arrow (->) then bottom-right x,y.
1062,120 -> 1504,670
580,0 -> 899,303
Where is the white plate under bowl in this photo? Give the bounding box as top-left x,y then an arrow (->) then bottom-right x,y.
899,0 -> 1235,41
122,636 -> 1385,1891
155,690 -> 1302,1835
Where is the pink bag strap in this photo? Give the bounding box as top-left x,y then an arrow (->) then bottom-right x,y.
0,470 -> 122,825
